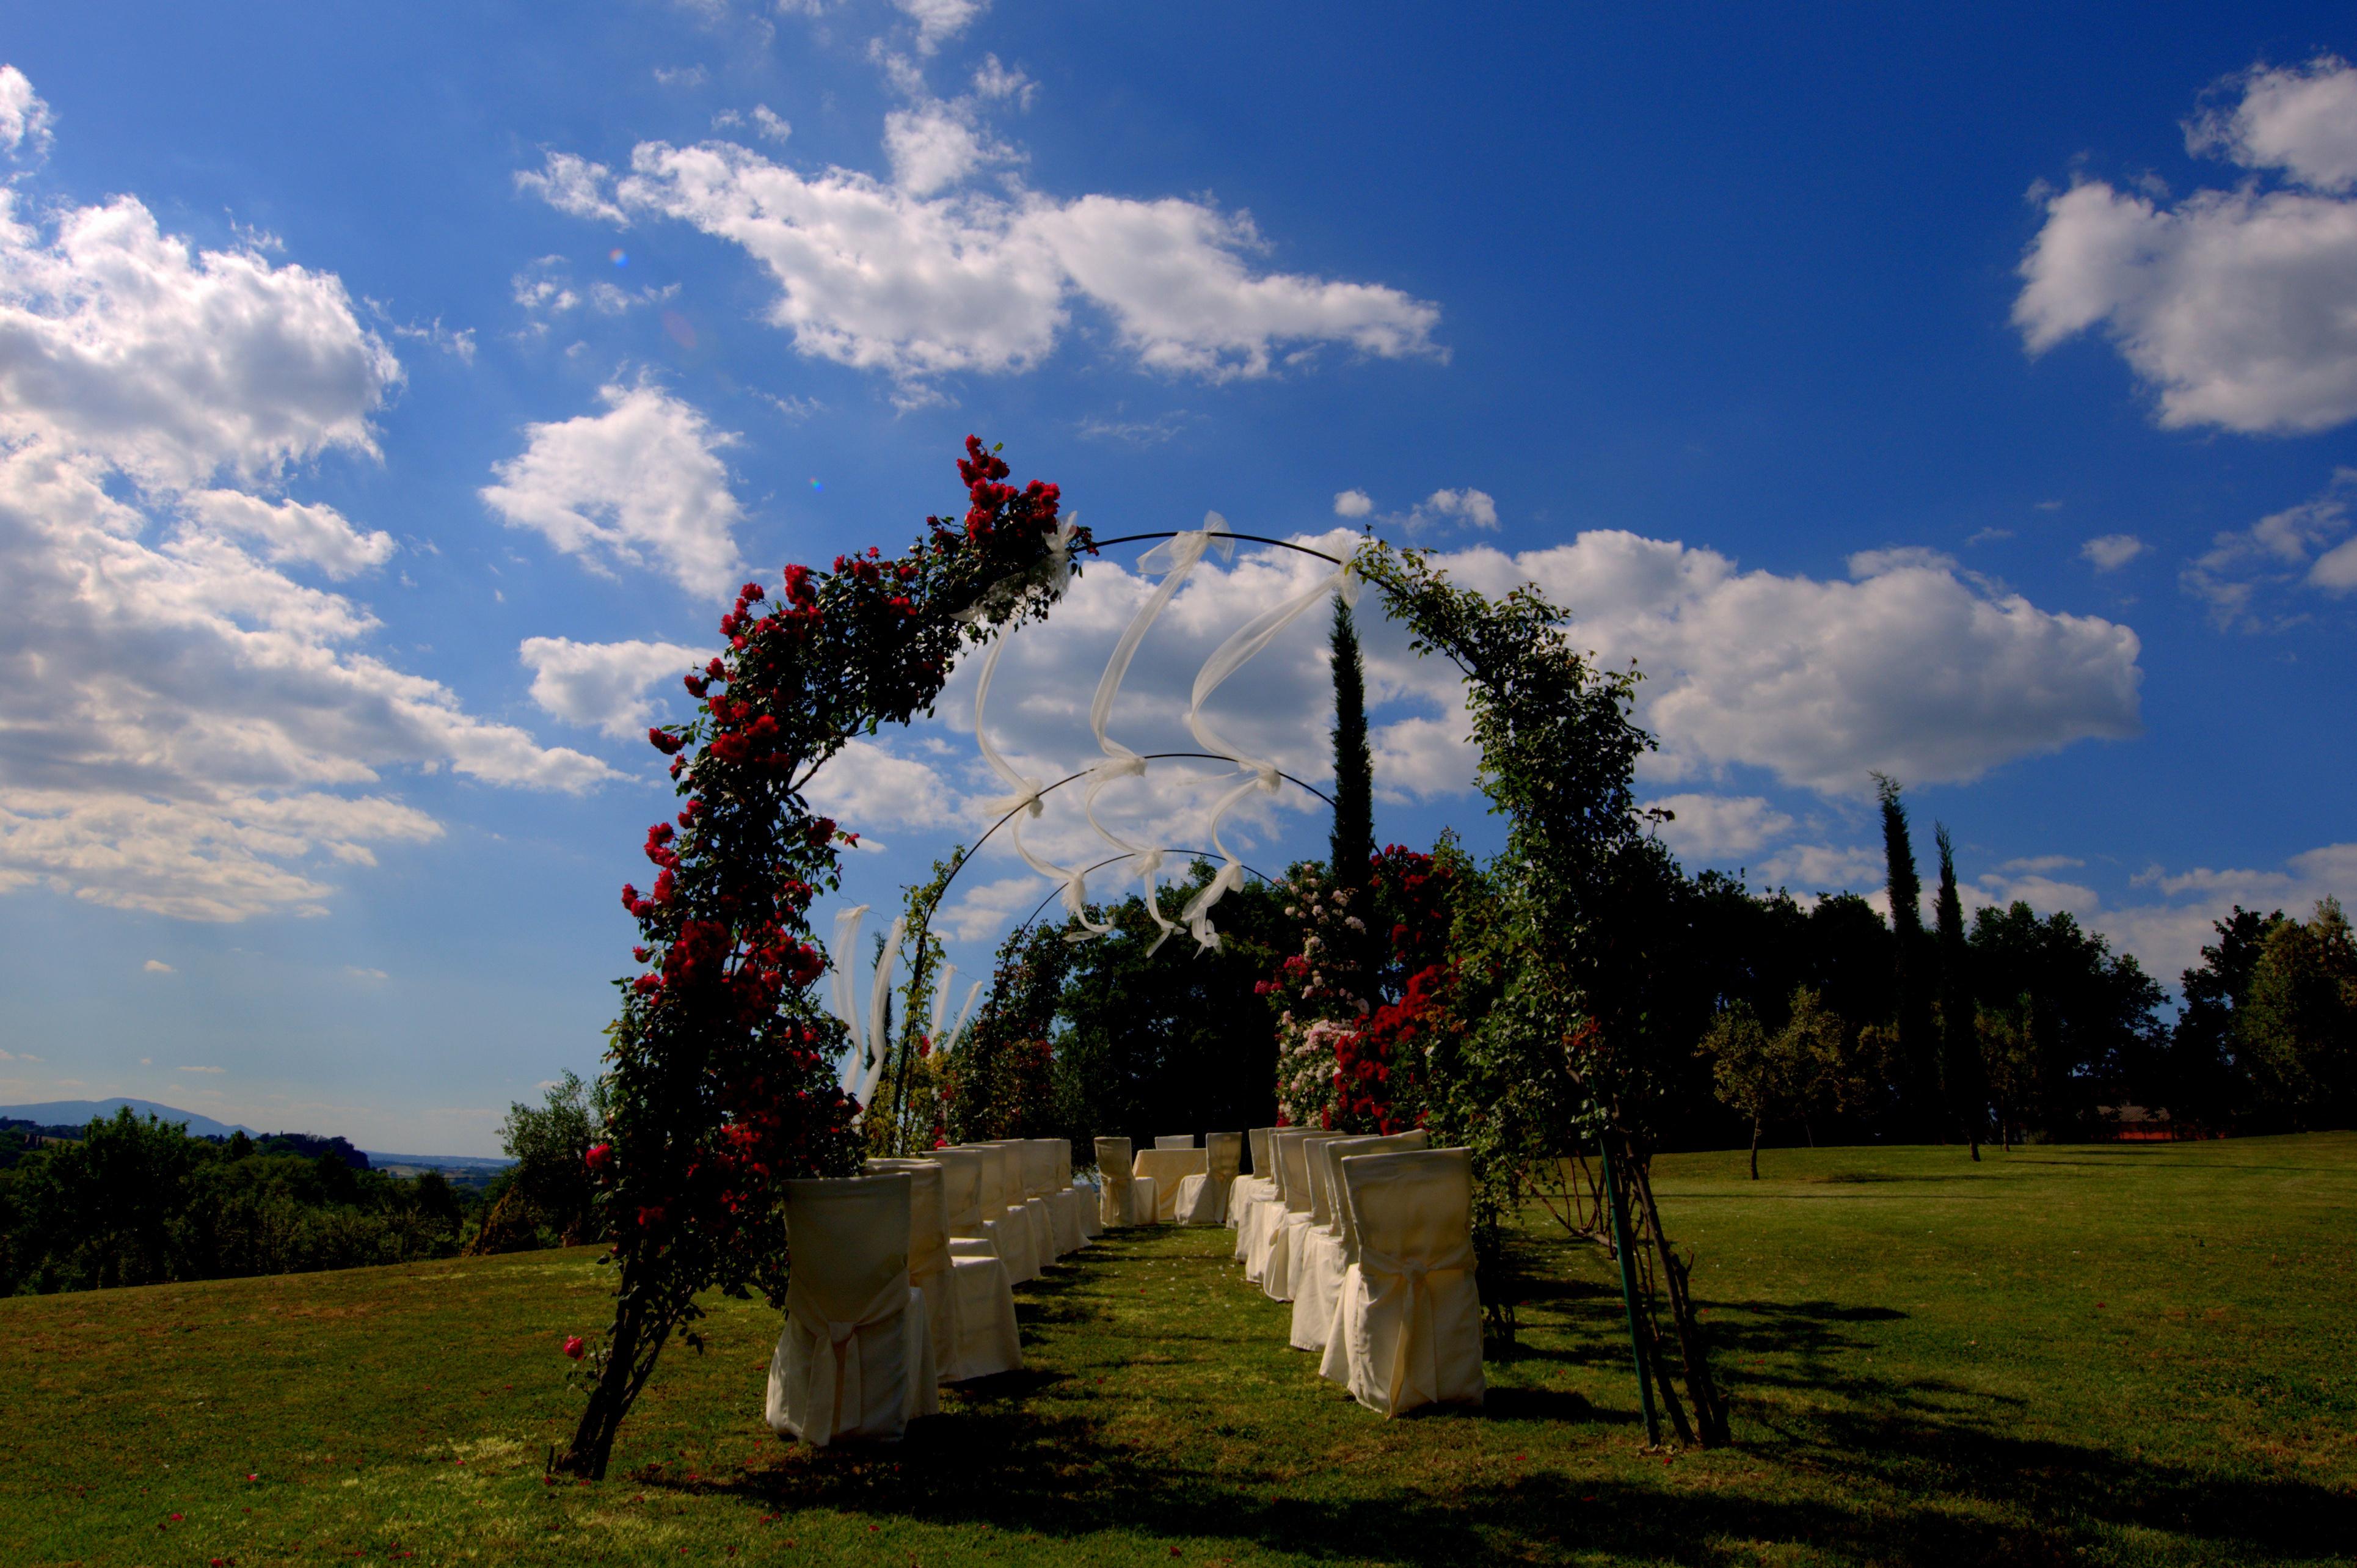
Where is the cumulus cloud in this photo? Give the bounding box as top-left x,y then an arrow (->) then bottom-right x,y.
520,126 -> 1440,392
971,54 -> 1035,110
142,958 -> 174,973
520,636 -> 707,738
2015,55 -> 2357,434
2180,478 -> 2356,626
0,81 -> 610,922
894,0 -> 986,54
481,382 -> 745,598
1332,488 -> 1372,518
1644,793 -> 1796,862
2081,533 -> 2145,572
1410,487 -> 1497,531
803,738 -> 961,828
0,64 -> 54,162
514,151 -> 630,227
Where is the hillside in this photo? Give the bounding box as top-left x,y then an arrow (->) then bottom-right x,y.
3,1137 -> 2352,1567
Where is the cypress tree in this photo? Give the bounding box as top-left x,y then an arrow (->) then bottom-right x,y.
1934,824 -> 1982,1159
1329,596 -> 1376,981
1874,773 -> 1939,1138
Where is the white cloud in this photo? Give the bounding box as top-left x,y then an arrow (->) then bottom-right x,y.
528,132 -> 1440,392
2180,479 -> 2355,625
481,382 -> 745,598
883,103 -> 1004,195
0,64 -> 54,161
1332,488 -> 1372,519
653,65 -> 708,89
1409,487 -> 1497,532
1458,531 -> 2143,795
142,958 -> 174,973
2082,533 -> 2146,571
2187,56 -> 2357,192
2016,56 -> 2357,433
893,0 -> 985,54
177,1064 -> 225,1074
803,738 -> 960,828
515,152 -> 630,227
180,489 -> 395,579
1644,793 -> 1796,862
752,105 -> 793,144
519,636 -> 707,738
1757,841 -> 1885,894
939,873 -> 1040,942
0,85 -> 612,923
971,55 -> 1035,110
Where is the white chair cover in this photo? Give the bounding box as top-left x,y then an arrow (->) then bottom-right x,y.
1175,1131 -> 1242,1225
925,1148 -> 988,1237
766,1174 -> 935,1446
1319,1149 -> 1484,1417
1261,1129 -> 1341,1302
865,1158 -> 1017,1384
1247,1126 -> 1275,1178
1154,1134 -> 1196,1149
1093,1137 -> 1135,1228
1131,1147 -> 1208,1222
1290,1131 -> 1428,1353
972,1143 -> 1038,1283
1131,1176 -> 1159,1223
1247,1128 -> 1310,1285
1072,1173 -> 1104,1240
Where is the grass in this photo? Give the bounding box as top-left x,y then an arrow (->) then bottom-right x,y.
4,1135 -> 2353,1567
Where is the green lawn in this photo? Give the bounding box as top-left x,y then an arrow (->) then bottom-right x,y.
5,1136 -> 2353,1567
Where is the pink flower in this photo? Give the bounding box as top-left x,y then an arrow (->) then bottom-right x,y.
563,1335 -> 586,1360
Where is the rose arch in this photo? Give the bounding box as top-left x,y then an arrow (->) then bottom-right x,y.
558,437 -> 1720,1478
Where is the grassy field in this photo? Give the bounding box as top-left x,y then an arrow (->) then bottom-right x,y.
4,1136 -> 2353,1567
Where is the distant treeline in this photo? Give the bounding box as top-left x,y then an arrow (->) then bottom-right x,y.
939,791 -> 2354,1164
0,1081 -> 608,1296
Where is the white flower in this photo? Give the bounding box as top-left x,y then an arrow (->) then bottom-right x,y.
1344,916 -> 1366,932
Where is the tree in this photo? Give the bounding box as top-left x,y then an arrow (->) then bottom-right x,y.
1328,595 -> 1377,985
479,1071 -> 608,1250
2237,899 -> 2357,1129
1874,775 -> 1940,1139
1934,825 -> 1983,1159
1969,901 -> 2165,1139
1701,987 -> 1856,1178
2172,905 -> 2284,1130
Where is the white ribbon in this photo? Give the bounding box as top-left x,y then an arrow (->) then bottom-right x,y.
1078,514 -> 1233,954
783,1270 -> 909,1447
974,622 -> 1106,937
941,979 -> 985,1055
829,904 -> 869,1091
1353,1237 -> 1474,1415
1178,548 -> 1356,947
859,914 -> 907,1106
926,963 -> 956,1045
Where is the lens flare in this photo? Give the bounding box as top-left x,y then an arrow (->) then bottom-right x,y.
610,248 -> 628,267
808,479 -> 823,492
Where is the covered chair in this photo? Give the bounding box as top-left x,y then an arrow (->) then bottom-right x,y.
1260,1128 -> 1341,1300
1289,1130 -> 1429,1353
1154,1134 -> 1196,1149
1015,1140 -> 1062,1260
1244,1128 -> 1307,1283
1228,1127 -> 1277,1230
1131,1144 -> 1208,1223
765,1173 -> 936,1445
1093,1136 -> 1136,1228
1038,1139 -> 1087,1253
972,1143 -> 1038,1284
1319,1148 -> 1484,1417
872,1159 -> 1021,1384
927,1148 -> 991,1257
1175,1131 -> 1242,1225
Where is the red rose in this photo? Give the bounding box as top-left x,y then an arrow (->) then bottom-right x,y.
563,1335 -> 586,1360
648,727 -> 686,755
585,1142 -> 613,1175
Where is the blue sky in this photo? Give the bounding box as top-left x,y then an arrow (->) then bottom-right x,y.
2,2 -> 2352,1153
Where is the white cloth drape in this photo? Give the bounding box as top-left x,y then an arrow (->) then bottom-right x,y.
1318,1149 -> 1484,1417
1093,1137 -> 1135,1229
1291,1131 -> 1429,1354
766,1175 -> 933,1446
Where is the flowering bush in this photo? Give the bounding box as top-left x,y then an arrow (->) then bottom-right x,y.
559,437 -> 1087,1478
1260,862 -> 1371,1126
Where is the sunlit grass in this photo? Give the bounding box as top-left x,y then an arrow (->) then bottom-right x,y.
4,1135 -> 2352,1565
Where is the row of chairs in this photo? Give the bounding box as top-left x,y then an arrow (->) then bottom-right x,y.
1090,1133 -> 1242,1226
1229,1127 -> 1485,1417
764,1139 -> 1102,1446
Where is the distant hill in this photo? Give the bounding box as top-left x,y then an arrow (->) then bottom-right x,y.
0,1101 -> 507,1171
0,1098 -> 258,1140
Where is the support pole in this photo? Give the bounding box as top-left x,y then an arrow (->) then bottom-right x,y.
1600,1138 -> 1661,1448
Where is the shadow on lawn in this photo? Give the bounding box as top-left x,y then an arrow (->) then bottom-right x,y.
678,1247 -> 2356,1566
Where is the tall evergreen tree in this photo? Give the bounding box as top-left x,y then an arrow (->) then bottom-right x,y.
1875,773 -> 1939,1137
1934,824 -> 1983,1159
1329,596 -> 1377,981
